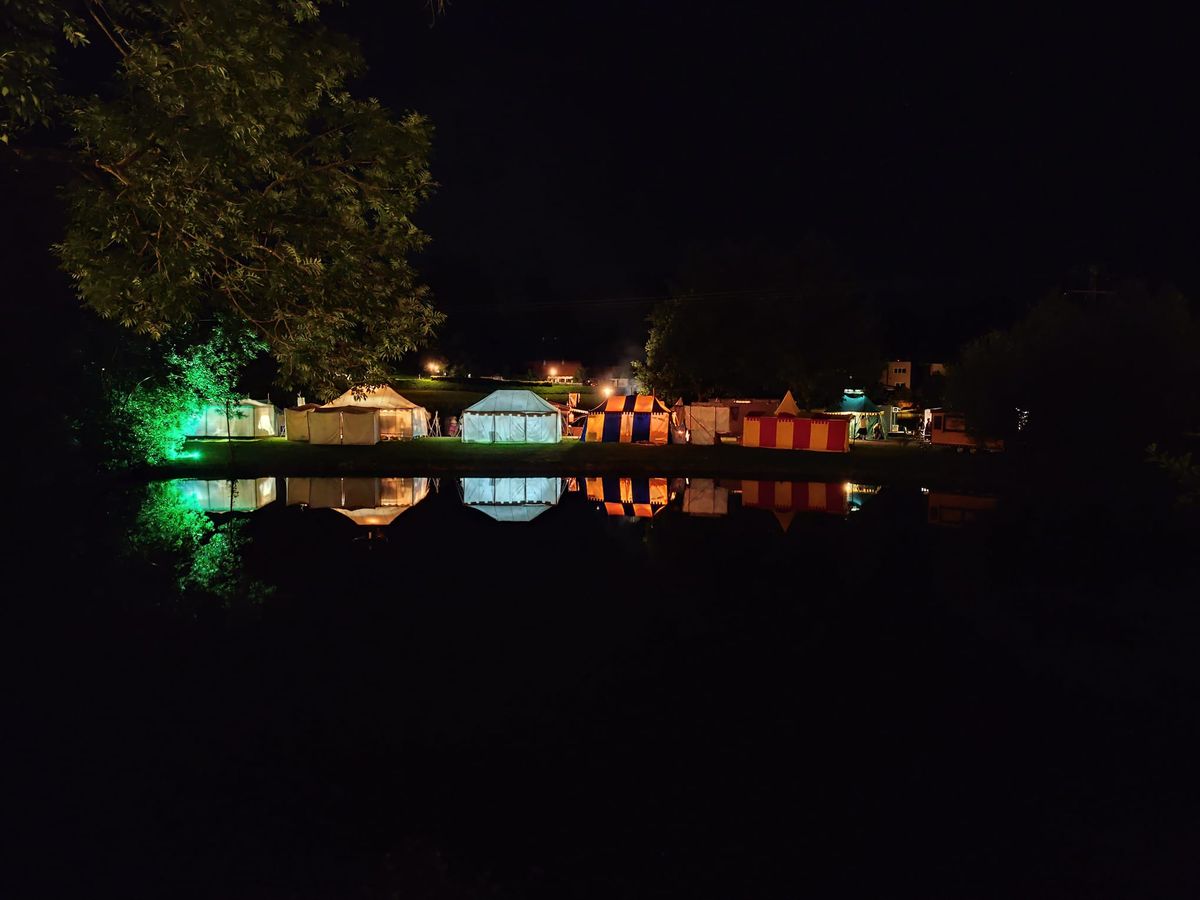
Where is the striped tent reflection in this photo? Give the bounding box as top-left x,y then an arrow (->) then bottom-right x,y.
585,476 -> 670,517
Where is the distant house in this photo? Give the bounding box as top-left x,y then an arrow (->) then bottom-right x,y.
881,360 -> 912,390
531,359 -> 583,384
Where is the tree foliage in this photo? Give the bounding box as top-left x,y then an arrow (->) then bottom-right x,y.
3,0 -> 442,395
105,321 -> 265,466
948,284 -> 1200,452
635,240 -> 880,406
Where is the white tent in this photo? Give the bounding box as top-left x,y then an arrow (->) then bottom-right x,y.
324,385 -> 429,440
186,399 -> 279,438
461,390 -> 562,443
308,407 -> 380,445
284,403 -> 321,442
460,476 -> 563,522
175,477 -> 277,512
286,476 -> 431,526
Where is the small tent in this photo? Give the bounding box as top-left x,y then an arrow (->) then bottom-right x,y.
585,476 -> 670,517
284,403 -> 321,442
743,391 -> 851,452
461,390 -> 562,443
175,477 -> 277,512
582,395 -> 672,444
186,399 -> 279,438
308,406 -> 380,445
827,388 -> 894,439
286,476 -> 431,526
324,385 -> 429,440
460,476 -> 563,522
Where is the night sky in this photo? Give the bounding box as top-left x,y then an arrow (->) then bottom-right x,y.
5,3 -> 1197,372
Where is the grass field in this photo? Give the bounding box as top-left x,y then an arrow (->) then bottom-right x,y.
385,377 -> 602,419
157,437 -> 1012,490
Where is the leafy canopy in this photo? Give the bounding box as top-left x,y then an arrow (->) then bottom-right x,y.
106,322 -> 265,466
3,0 -> 442,396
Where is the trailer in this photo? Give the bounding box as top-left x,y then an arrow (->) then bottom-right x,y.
924,408 -> 1004,452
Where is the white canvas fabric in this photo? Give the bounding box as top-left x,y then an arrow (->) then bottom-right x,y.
324,386 -> 429,440
461,390 -> 562,443
684,406 -> 732,445
309,409 -> 344,445
461,476 -> 562,522
339,409 -> 380,445
284,406 -> 316,442
187,399 -> 277,437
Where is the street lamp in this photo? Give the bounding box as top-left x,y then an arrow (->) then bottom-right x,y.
549,367 -> 557,378
603,386 -> 613,398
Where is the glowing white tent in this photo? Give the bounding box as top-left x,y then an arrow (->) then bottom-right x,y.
186,399 -> 279,438
308,407 -> 380,445
324,385 -> 429,440
460,476 -> 563,522
461,390 -> 562,443
283,403 -> 321,442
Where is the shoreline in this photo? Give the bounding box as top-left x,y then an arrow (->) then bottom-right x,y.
152,437 -> 1013,490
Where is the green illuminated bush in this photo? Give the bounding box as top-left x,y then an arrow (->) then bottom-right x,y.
105,324 -> 265,467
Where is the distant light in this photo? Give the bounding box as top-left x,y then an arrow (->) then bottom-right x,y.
843,482 -> 853,494
549,367 -> 557,377
603,386 -> 613,397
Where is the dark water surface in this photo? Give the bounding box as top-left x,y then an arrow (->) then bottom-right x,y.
9,470 -> 1200,898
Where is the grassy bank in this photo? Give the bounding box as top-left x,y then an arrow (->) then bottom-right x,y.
156,437 -> 1012,489
384,377 -> 602,419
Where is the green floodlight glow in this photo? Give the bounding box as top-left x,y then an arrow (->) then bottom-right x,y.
129,480 -> 272,603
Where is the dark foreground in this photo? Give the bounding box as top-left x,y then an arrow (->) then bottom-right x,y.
8,459 -> 1200,899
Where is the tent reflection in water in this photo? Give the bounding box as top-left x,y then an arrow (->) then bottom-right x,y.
459,477 -> 563,522
174,478 -> 277,512
740,480 -> 848,530
323,385 -> 430,440
682,478 -> 729,516
286,477 -> 431,526
586,476 -> 670,517
460,390 -> 562,443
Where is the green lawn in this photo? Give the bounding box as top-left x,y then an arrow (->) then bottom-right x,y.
387,377 -> 602,418
157,437 -> 1011,490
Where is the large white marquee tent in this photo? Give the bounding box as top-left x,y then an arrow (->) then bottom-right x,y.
186,399 -> 279,438
461,390 -> 562,443
325,385 -> 430,439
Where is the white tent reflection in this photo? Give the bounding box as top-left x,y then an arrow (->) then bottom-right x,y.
286,477 -> 432,526
175,478 -> 277,512
460,476 -> 563,522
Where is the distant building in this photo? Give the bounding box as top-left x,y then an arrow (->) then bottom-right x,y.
531,359 -> 583,384
928,362 -> 947,377
881,360 -> 912,390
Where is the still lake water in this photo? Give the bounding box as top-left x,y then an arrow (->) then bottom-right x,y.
10,469 -> 1200,898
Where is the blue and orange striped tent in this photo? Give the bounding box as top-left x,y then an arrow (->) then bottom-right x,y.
582,394 -> 673,444
585,476 -> 670,517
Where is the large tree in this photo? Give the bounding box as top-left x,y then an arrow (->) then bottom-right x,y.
948,283 -> 1200,453
636,239 -> 880,406
2,0 -> 442,395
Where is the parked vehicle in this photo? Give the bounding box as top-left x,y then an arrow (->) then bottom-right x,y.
924,408 -> 1004,452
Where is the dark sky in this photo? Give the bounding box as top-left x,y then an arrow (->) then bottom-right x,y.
322,2 -> 1196,366
3,3 -> 1195,375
